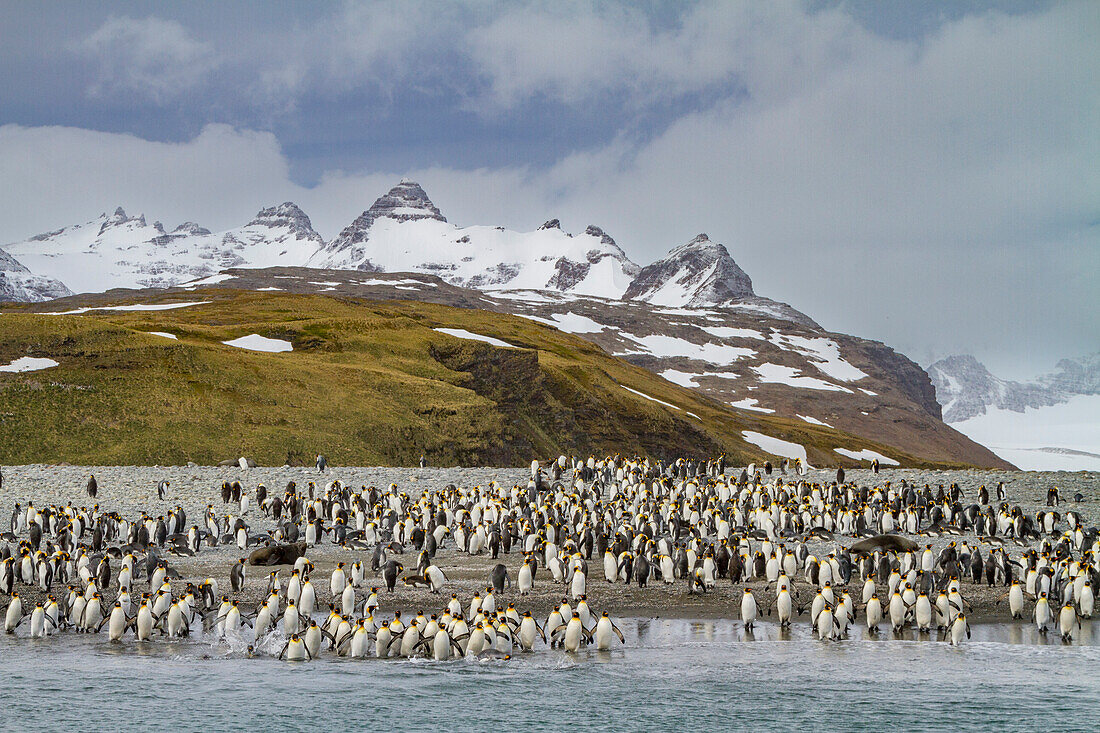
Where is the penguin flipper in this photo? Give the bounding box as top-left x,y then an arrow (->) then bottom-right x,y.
612,623 -> 625,644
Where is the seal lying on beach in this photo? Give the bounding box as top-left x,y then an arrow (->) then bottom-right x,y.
848,534 -> 919,554
248,541 -> 308,566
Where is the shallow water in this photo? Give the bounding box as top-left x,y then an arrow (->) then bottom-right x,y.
2,619 -> 1097,731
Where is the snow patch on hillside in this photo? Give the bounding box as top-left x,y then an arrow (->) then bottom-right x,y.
834,448 -> 899,465
433,328 -> 518,349
0,357 -> 59,372
753,363 -> 851,392
621,385 -> 681,411
729,398 -> 774,413
48,301 -> 210,315
222,334 -> 293,353
742,431 -> 806,462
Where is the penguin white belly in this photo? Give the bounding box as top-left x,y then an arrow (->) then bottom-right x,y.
341,585 -> 356,616
433,630 -> 452,660
519,620 -> 537,650
350,629 -> 370,658
30,608 -> 45,638
563,621 -> 583,652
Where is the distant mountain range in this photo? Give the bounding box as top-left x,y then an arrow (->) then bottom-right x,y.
928,354 -> 1100,471
0,180 -> 1026,469
1,180 -> 805,320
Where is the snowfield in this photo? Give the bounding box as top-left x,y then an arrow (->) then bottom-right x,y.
752,363 -> 851,392
221,335 -> 294,353
949,393 -> 1100,471
48,301 -> 210,315
432,328 -> 518,349
834,448 -> 899,465
0,357 -> 59,373
741,431 -> 807,462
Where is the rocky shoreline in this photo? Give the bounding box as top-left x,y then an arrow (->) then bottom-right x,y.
2,465 -> 1096,628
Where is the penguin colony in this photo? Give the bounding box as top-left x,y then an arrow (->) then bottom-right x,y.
0,455 -> 1095,660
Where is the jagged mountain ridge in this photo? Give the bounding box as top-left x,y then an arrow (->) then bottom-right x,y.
308,181 -> 642,298
2,203 -> 323,295
927,353 -> 1100,471
1,181 -> 808,324
928,353 -> 1100,422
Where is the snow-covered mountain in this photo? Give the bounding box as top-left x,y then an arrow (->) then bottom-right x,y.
1,180 -> 815,320
929,353 -> 1100,470
0,249 -> 72,302
625,233 -> 753,306
927,354 -> 1062,422
623,234 -> 817,327
309,180 -> 640,298
2,203 -> 322,294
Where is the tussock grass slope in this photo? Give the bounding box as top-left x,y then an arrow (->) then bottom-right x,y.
0,290 -> 945,467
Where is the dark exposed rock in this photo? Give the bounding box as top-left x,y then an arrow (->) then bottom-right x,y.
172,222 -> 212,236
546,258 -> 591,291
247,202 -> 323,244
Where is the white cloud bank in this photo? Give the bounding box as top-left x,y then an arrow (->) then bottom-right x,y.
1,1 -> 1096,376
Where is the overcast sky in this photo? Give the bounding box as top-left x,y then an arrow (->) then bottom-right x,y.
0,0 -> 1095,379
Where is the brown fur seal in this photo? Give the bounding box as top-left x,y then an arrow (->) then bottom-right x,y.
848,534 -> 918,554
249,541 -> 308,566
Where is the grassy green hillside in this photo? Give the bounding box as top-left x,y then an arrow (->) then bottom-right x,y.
0,289 -> 947,467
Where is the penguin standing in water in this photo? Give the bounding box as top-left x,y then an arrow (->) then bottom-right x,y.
949,613 -> 971,646
279,634 -> 312,661
551,612 -> 591,652
594,612 -> 625,650
741,589 -> 758,630
1058,604 -> 1081,641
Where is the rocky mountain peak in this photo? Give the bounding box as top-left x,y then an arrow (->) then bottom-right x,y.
929,352 -> 1100,423
247,202 -> 323,242
623,233 -> 755,307
320,181 -> 447,258
99,206 -> 147,235
539,219 -> 561,230
927,354 -> 1061,422
368,180 -> 446,225
172,222 -> 212,236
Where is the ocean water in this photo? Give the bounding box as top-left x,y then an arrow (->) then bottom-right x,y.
2,619 -> 1097,731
